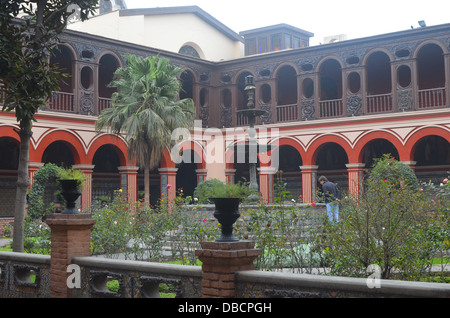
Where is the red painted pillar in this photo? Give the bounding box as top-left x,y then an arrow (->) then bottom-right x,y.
346,163 -> 365,198
300,165 -> 319,203
72,164 -> 95,212
225,168 -> 236,184
28,162 -> 44,189
258,166 -> 277,203
118,166 -> 139,204
158,167 -> 178,203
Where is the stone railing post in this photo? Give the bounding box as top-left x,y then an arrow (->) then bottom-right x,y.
195,241 -> 261,298
45,214 -> 96,298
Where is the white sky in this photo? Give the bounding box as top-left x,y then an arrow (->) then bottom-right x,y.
125,0 -> 450,45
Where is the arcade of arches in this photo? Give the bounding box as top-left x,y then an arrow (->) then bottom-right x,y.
0,119 -> 449,217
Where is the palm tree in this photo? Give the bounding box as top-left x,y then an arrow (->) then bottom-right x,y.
95,54 -> 195,205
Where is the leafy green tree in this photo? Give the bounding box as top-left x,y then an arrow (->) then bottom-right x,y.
95,54 -> 195,205
0,0 -> 98,252
316,156 -> 437,279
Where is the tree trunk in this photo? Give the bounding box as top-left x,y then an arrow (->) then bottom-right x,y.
144,166 -> 150,206
12,120 -> 32,252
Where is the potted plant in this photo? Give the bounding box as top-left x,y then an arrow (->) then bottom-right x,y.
209,182 -> 248,242
57,168 -> 85,214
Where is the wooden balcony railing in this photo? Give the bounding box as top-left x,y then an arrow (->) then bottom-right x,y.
276,104 -> 297,122
98,97 -> 112,114
366,93 -> 392,114
319,99 -> 343,118
0,87 -> 447,124
418,87 -> 446,109
48,91 -> 74,112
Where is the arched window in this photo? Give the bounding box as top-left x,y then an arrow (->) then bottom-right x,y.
178,45 -> 200,58
180,70 -> 194,100
277,66 -> 297,106
366,51 -> 392,113
417,44 -> 446,108
319,59 -> 343,118
50,45 -> 74,93
319,59 -> 342,101
98,54 -> 120,99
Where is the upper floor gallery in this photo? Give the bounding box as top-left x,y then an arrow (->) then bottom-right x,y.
2,20 -> 450,131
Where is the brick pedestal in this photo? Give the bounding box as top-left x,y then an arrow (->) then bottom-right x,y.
195,241 -> 261,298
45,214 -> 96,298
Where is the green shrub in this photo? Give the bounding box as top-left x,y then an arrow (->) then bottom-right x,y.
368,154 -> 419,191
27,163 -> 64,220
193,179 -> 255,203
193,178 -> 226,203
91,190 -> 133,257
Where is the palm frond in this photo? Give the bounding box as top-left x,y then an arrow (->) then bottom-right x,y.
96,54 -> 196,172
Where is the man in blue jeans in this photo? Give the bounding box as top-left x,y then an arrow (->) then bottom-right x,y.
319,176 -> 340,222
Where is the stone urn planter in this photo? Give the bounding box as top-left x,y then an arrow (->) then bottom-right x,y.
58,179 -> 82,214
210,197 -> 241,242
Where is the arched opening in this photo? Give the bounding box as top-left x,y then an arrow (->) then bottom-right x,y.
41,140 -> 78,210
320,59 -> 342,100
0,137 -> 19,171
0,137 -> 19,217
92,144 -> 122,202
49,45 -> 74,111
179,45 -> 201,58
50,45 -> 74,93
277,65 -> 297,106
176,150 -> 200,198
42,141 -> 76,168
366,51 -> 392,113
277,145 -> 302,200
98,54 -> 120,112
417,44 -> 446,108
276,65 -> 297,122
315,142 -> 348,195
260,84 -> 272,104
180,70 -> 194,101
362,139 -> 399,169
319,59 -> 343,118
413,135 -> 450,184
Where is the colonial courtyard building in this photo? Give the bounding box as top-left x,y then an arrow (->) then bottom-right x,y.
1,3 -> 450,224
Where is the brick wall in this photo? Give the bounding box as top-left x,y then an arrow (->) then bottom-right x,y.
195,241 -> 261,298
45,213 -> 95,298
